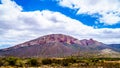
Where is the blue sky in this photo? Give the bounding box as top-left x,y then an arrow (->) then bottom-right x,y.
0,0 -> 120,49
14,0 -> 120,28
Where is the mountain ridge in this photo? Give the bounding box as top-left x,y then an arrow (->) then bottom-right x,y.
0,34 -> 119,58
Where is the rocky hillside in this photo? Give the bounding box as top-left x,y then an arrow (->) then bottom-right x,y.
0,34 -> 119,58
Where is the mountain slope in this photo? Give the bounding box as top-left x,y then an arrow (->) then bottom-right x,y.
0,34 -> 119,58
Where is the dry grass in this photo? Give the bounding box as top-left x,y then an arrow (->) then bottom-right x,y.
104,60 -> 120,63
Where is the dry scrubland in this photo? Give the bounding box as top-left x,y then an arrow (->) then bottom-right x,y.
0,57 -> 120,68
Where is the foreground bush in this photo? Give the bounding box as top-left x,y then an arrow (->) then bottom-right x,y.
27,58 -> 40,66
0,57 -> 120,67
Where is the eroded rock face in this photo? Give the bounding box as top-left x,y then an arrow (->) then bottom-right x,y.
13,34 -> 103,49
0,34 -> 106,58
13,34 -> 79,49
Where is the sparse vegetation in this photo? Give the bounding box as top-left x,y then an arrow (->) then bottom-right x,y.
0,57 -> 120,68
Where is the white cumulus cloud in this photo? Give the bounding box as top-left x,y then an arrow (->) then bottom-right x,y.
58,0 -> 120,25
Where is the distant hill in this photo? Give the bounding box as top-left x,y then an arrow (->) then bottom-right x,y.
0,34 -> 120,58
108,44 -> 120,52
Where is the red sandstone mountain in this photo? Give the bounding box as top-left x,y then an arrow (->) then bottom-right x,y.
5,34 -> 103,50
1,34 -> 117,58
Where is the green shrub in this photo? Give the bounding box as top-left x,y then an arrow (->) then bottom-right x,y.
27,58 -> 39,66
42,59 -> 52,65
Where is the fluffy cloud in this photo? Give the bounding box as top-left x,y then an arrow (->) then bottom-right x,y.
58,0 -> 120,25
0,0 -> 120,48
